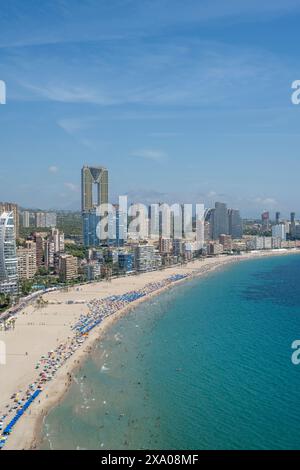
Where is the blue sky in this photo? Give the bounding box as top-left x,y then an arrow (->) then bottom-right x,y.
0,0 -> 300,216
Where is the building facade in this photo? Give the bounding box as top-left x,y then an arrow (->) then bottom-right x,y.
17,241 -> 37,279
211,202 -> 229,240
82,166 -> 109,246
118,253 -> 134,273
0,203 -> 19,239
59,254 -> 78,282
134,245 -> 156,272
81,165 -> 108,212
0,212 -> 18,294
83,261 -> 102,281
22,211 -> 30,228
35,212 -> 57,228
228,209 -> 243,239
45,228 -> 65,269
272,224 -> 286,241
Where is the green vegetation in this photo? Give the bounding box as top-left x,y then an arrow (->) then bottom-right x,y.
37,266 -> 50,276
18,227 -> 37,239
57,212 -> 82,238
65,242 -> 87,259
0,293 -> 11,312
20,279 -> 34,296
33,275 -> 59,288
18,211 -> 82,240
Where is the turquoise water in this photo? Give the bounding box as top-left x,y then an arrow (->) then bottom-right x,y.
40,255 -> 300,450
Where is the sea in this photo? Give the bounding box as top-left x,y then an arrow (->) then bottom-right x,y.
40,254 -> 300,450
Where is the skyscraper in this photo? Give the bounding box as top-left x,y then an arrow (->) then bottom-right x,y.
83,210 -> 101,247
81,166 -> 108,212
211,202 -> 229,240
0,202 -> 19,238
261,211 -> 270,231
290,212 -> 296,239
275,212 -> 281,224
81,166 -> 109,246
228,209 -> 243,239
0,212 -> 18,294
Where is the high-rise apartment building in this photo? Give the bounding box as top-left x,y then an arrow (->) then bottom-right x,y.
0,202 -> 19,238
35,212 -> 57,228
290,212 -> 296,238
211,202 -> 229,240
33,232 -> 46,267
83,209 -> 100,247
261,211 -> 270,231
0,212 -> 18,294
44,228 -> 65,269
134,245 -> 155,272
17,241 -> 37,279
159,237 -> 172,254
118,253 -> 134,273
272,224 -> 286,241
228,209 -> 243,239
83,261 -> 102,281
59,254 -> 78,282
22,211 -> 30,228
173,238 -> 184,257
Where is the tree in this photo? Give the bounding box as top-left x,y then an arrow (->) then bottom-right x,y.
0,293 -> 11,311
21,279 -> 34,296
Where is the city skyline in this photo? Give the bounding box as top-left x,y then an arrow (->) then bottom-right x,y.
1,0 -> 300,215
1,166 -> 299,222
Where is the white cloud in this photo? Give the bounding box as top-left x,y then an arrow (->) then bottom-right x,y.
48,165 -> 58,173
57,117 -> 92,134
253,197 -> 277,206
64,182 -> 79,192
23,83 -> 112,104
130,149 -> 168,162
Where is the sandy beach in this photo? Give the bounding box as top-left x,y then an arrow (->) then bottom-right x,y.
0,250 -> 298,450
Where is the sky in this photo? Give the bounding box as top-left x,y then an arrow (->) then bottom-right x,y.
0,0 -> 300,217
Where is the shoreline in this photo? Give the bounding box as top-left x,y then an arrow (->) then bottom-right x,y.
2,250 -> 299,450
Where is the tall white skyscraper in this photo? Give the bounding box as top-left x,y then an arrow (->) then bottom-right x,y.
0,212 -> 18,294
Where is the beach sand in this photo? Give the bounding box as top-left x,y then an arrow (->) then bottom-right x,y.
0,251 -> 298,450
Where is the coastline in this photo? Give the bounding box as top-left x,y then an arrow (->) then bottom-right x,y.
2,250 -> 299,450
